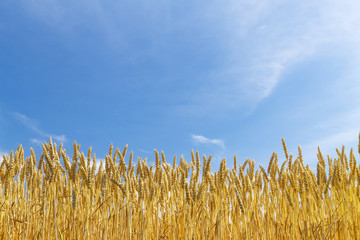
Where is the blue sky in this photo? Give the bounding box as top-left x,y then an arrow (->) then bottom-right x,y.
1,0 -> 360,170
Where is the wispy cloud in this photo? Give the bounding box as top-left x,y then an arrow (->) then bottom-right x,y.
191,134 -> 225,149
13,112 -> 67,143
178,1 -> 360,117
51,135 -> 67,142
138,149 -> 151,154
13,112 -> 42,134
17,0 -> 360,118
30,138 -> 45,145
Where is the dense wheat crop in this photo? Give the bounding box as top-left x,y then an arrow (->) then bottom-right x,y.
1,137 -> 360,239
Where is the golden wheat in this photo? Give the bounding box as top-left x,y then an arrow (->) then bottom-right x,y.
1,137 -> 360,239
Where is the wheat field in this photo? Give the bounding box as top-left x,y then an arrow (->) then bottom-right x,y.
1,137 -> 360,239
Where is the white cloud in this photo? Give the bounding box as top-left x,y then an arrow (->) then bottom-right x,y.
17,0 -> 360,117
191,134 -> 225,149
13,112 -> 67,143
30,138 -> 43,145
49,134 -> 67,143
138,149 -> 151,154
178,0 -> 360,117
13,112 -> 42,134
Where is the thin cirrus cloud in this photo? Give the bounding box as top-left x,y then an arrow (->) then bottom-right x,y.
191,134 -> 225,149
178,0 -> 360,117
15,1 -> 309,116
18,1 -> 360,119
13,112 -> 67,144
138,149 -> 151,155
30,138 -> 44,145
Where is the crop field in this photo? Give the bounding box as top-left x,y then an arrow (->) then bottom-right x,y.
1,137 -> 360,239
